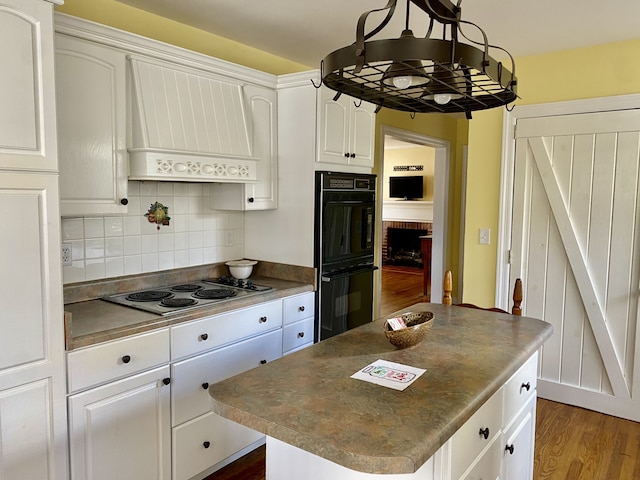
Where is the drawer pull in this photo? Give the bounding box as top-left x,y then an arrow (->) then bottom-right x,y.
505,444 -> 515,455
298,332 -> 305,338
260,359 -> 267,365
479,427 -> 490,440
203,441 -> 211,449
298,306 -> 305,312
162,377 -> 171,386
259,316 -> 268,323
202,382 -> 209,390
521,381 -> 531,392
200,333 -> 209,341
121,355 -> 131,364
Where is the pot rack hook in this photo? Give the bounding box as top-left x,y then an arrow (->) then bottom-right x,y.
410,112 -> 416,120
505,103 -> 516,112
353,98 -> 362,108
310,60 -> 324,89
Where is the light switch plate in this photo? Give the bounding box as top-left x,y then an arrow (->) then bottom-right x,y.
479,228 -> 490,245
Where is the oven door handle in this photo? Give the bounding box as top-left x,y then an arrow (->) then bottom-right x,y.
321,266 -> 378,282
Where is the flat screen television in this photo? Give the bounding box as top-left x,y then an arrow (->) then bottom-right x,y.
389,175 -> 423,200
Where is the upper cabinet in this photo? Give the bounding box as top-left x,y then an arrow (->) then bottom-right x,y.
210,84 -> 278,210
55,34 -> 128,216
0,0 -> 58,172
316,86 -> 376,169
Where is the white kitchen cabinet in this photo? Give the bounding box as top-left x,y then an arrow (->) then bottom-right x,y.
170,298 -> 285,478
68,366 -> 171,480
502,396 -> 536,480
210,84 -> 278,210
0,1 -> 66,479
0,0 -> 58,172
55,34 -> 128,216
282,292 -> 315,354
316,86 -> 376,168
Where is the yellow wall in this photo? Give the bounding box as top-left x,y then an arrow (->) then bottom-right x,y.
383,147 -> 435,201
56,0 -> 309,75
464,38 -> 640,306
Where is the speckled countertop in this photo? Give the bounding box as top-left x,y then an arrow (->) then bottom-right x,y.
208,303 -> 553,475
64,262 -> 315,350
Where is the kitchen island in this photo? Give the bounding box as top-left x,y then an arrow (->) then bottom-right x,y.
209,303 -> 553,479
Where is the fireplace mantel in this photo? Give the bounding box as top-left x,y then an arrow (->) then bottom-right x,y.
382,200 -> 433,222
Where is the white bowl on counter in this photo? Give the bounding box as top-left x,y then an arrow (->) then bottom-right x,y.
225,259 -> 258,279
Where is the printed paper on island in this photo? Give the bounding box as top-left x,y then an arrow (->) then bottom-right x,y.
351,359 -> 426,391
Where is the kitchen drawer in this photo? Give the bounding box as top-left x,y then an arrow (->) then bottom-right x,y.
172,329 -> 282,426
459,434 -> 501,480
172,411 -> 263,480
171,299 -> 283,360
503,352 -> 538,427
67,328 -> 170,393
283,292 -> 315,325
282,317 -> 314,354
451,386 -> 503,480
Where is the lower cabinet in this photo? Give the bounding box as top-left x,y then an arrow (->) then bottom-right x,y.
67,366 -> 171,480
66,292 -> 316,480
502,396 -> 536,479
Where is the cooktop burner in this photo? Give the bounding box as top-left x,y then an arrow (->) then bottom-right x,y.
193,288 -> 237,300
101,279 -> 274,316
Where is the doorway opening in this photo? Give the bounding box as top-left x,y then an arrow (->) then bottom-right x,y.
377,127 -> 449,317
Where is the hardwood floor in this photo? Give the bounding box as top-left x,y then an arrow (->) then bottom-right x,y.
534,398 -> 640,479
205,269 -> 640,479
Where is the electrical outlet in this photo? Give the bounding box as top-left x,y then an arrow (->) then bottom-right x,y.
61,243 -> 72,266
224,231 -> 234,247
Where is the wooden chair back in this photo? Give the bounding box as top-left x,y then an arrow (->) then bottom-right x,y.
442,270 -> 523,316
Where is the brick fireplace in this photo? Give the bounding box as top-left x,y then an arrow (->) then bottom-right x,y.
382,221 -> 432,267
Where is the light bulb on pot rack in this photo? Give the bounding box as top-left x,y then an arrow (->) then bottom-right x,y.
318,0 -> 518,118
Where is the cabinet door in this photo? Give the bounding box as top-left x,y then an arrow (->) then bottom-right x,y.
349,100 -> 376,168
68,366 -> 171,480
502,397 -> 536,480
0,173 -> 66,480
316,86 -> 350,165
55,34 -> 128,216
0,0 -> 58,172
209,84 -> 278,211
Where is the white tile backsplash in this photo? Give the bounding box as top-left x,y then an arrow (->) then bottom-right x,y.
61,181 -> 245,284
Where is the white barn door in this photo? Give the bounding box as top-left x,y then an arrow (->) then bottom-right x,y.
510,106 -> 640,421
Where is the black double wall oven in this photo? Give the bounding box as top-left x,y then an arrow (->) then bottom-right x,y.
315,171 -> 377,341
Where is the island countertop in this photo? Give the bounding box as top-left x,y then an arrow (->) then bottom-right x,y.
208,303 -> 553,475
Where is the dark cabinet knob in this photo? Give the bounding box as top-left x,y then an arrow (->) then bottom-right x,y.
298,332 -> 305,338
203,441 -> 211,449
298,306 -> 305,312
521,381 -> 531,392
479,427 -> 490,440
162,377 -> 171,385
259,316 -> 267,323
350,153 -> 356,158
120,198 -> 129,205
200,333 -> 209,341
201,382 -> 209,390
260,359 -> 267,365
121,355 -> 131,364
248,197 -> 255,203
344,153 -> 350,158
505,444 -> 515,455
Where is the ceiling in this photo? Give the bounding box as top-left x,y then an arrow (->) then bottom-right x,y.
115,0 -> 640,69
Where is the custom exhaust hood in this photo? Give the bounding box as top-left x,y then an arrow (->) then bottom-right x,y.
128,55 -> 259,183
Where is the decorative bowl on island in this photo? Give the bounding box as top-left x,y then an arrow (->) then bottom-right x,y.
225,259 -> 258,279
384,311 -> 434,348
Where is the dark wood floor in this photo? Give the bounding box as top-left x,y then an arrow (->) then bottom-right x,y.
206,268 -> 640,479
